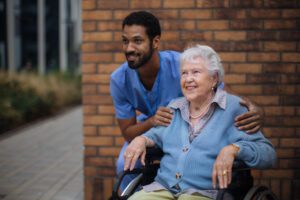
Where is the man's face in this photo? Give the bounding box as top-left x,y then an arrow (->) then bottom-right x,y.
122,25 -> 154,69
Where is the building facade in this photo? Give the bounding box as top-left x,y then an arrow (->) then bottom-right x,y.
0,0 -> 82,74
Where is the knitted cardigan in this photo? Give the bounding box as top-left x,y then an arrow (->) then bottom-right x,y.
143,93 -> 276,193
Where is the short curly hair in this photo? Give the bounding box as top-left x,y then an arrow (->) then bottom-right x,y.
122,11 -> 161,40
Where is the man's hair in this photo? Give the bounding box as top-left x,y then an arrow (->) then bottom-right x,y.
122,11 -> 161,40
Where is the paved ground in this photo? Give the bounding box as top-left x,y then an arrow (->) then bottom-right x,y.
0,106 -> 83,200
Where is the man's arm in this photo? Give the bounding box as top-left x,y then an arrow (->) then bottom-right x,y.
118,107 -> 173,141
225,85 -> 264,133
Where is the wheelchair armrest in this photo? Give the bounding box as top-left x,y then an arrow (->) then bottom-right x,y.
145,147 -> 163,163
111,169 -> 143,200
232,160 -> 250,171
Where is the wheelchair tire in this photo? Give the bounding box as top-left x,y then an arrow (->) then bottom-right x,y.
243,185 -> 278,200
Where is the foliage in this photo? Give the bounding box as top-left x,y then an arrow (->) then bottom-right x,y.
0,71 -> 81,133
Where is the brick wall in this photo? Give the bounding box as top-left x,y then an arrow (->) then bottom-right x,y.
81,0 -> 300,199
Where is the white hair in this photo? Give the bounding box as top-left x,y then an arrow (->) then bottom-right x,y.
180,45 -> 224,86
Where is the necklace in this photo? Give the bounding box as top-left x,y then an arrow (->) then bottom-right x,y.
189,94 -> 214,119
190,103 -> 210,119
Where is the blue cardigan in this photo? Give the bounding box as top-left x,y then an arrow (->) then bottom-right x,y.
143,93 -> 276,193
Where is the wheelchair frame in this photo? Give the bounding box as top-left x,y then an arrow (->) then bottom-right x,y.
110,147 -> 278,200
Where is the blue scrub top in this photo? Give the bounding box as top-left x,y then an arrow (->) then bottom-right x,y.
110,50 -> 183,120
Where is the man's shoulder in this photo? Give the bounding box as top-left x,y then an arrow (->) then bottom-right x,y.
160,50 -> 181,61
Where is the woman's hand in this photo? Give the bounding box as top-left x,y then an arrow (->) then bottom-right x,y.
150,107 -> 173,127
212,145 -> 239,189
235,97 -> 264,133
124,136 -> 147,171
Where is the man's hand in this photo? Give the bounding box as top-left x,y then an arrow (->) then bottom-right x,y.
235,97 -> 264,134
150,106 -> 173,127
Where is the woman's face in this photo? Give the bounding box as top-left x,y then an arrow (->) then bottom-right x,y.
180,57 -> 217,103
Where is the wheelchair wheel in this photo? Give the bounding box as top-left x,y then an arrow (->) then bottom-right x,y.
243,185 -> 279,200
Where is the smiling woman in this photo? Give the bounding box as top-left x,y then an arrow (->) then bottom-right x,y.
123,44 -> 276,200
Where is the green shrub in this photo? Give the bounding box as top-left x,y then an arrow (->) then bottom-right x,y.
0,71 -> 81,133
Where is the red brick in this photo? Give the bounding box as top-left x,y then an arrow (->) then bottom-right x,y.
98,147 -> 121,156
229,85 -> 262,95
82,84 -> 97,95
85,156 -> 114,166
130,0 -> 161,8
98,105 -> 115,114
84,126 -> 98,136
274,148 -> 295,158
219,52 -> 246,62
215,31 -> 246,41
262,169 -> 294,178
98,85 -> 110,94
161,31 -> 180,41
163,20 -> 196,30
82,0 -> 96,10
83,32 -> 113,42
196,0 -> 229,8
264,0 -> 299,8
230,20 -> 263,30
82,53 -> 113,63
282,53 -> 300,62
83,94 -> 112,105
84,116 -> 114,126
230,64 -> 262,73
97,21 -> 121,31
279,31 -> 300,41
97,167 -> 116,176
82,21 -> 97,31
281,180 -> 292,200
97,0 -> 129,9
246,96 -> 279,105
197,20 -> 229,30
180,9 -> 212,19
96,42 -> 121,51
82,10 -> 112,20
152,10 -> 179,19
115,136 -> 125,146
113,10 -> 132,20
83,105 -> 98,115
84,178 -> 94,200
163,0 -> 195,8
282,9 -> 300,18
247,31 -> 277,41
99,126 -> 121,136
214,9 -> 246,19
84,166 -> 98,176
248,53 -> 280,62
114,52 -> 125,62
81,43 -> 96,53
224,74 -> 246,84
263,127 -> 295,137
230,0 -> 263,8
249,9 -> 281,18
181,31 -> 213,41
84,136 -> 114,146
263,64 -> 296,73
281,74 -> 300,84
263,107 -> 295,117
263,85 -> 295,95
270,180 -> 281,198
103,178 -> 114,200
82,74 -> 110,84
82,63 -> 96,74
265,20 -> 298,29
281,138 -> 300,147
264,42 -> 297,51
84,147 -> 97,156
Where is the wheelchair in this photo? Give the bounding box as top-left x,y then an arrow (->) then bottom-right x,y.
110,147 -> 278,200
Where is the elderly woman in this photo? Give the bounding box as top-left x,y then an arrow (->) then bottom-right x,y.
124,45 -> 276,200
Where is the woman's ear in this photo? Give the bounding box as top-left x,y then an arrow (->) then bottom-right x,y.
212,72 -> 219,88
152,35 -> 160,50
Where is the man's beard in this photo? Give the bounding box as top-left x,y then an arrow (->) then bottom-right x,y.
126,45 -> 154,70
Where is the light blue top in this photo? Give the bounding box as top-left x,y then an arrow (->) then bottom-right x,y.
143,92 -> 276,193
110,50 -> 182,120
